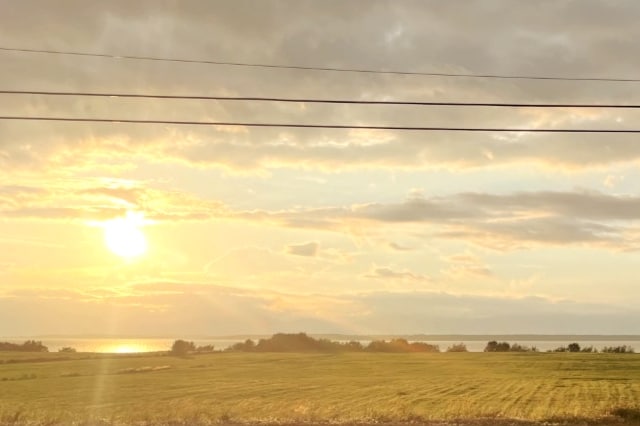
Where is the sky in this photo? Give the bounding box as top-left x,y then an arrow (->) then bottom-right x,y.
2,0 -> 640,336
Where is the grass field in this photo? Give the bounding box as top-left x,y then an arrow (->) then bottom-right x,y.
1,351 -> 640,425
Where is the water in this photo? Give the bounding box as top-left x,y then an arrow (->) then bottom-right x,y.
430,340 -> 640,352
2,337 -> 640,353
0,337 -> 240,353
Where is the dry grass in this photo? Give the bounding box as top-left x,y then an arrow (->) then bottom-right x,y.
1,352 -> 640,425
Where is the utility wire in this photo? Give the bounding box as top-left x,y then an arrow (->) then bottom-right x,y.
1,116 -> 640,133
2,89 -> 640,108
2,46 -> 640,83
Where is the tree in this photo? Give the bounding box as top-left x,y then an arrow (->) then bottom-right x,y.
602,345 -> 634,353
446,343 -> 468,352
0,340 -> 48,352
227,339 -> 256,352
344,340 -> 364,351
58,347 -> 77,353
195,344 -> 215,353
484,341 -> 510,352
567,342 -> 581,353
510,343 -> 537,352
170,339 -> 195,356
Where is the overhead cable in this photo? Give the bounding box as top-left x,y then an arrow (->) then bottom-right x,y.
2,46 -> 640,83
2,89 -> 640,108
1,116 -> 640,133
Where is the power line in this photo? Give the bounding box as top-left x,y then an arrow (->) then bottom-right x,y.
2,46 -> 640,83
2,89 -> 640,109
1,116 -> 639,133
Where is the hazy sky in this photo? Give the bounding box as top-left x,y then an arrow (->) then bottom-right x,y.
2,0 -> 640,336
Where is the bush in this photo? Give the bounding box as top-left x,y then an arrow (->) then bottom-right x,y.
567,342 -> 581,352
484,341 -> 510,352
254,333 -> 331,352
170,339 -> 196,356
484,341 -> 537,352
446,343 -> 468,352
510,343 -> 538,352
366,339 -> 439,353
602,345 -> 634,353
0,340 -> 48,352
58,347 -> 76,353
344,340 -> 364,351
224,334 -> 440,353
227,339 -> 256,352
195,344 -> 215,353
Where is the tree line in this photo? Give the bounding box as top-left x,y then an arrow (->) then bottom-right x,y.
226,333 -> 441,353
0,340 -> 48,352
484,341 -> 634,353
170,335 -> 635,355
171,333 -> 446,355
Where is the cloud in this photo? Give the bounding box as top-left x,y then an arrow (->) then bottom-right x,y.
247,189 -> 640,250
3,2 -> 640,340
286,241 -> 319,257
388,242 -> 414,251
3,2 -> 640,172
364,266 -> 430,282
604,174 -> 624,189
455,190 -> 640,221
442,252 -> 493,279
255,189 -> 640,232
5,180 -> 640,252
0,179 -> 226,222
438,216 -> 623,251
2,283 -> 640,336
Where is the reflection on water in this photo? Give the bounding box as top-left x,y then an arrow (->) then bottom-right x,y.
107,343 -> 150,354
0,338 -> 240,353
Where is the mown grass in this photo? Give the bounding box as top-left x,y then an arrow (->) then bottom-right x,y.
1,351 -> 640,425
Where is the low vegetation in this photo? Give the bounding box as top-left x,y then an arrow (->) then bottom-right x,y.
170,334 -> 635,357
170,339 -> 215,356
446,342 -> 468,352
483,341 -> 538,352
223,333 -> 440,353
1,349 -> 640,425
0,340 -> 48,352
602,345 -> 635,353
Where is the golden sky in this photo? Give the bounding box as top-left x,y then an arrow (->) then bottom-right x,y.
2,0 -> 640,336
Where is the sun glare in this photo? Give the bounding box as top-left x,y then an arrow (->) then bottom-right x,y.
103,212 -> 148,259
111,344 -> 146,354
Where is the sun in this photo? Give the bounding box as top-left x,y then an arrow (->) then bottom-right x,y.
103,212 -> 148,259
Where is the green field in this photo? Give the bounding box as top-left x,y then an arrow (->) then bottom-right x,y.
1,351 -> 640,425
